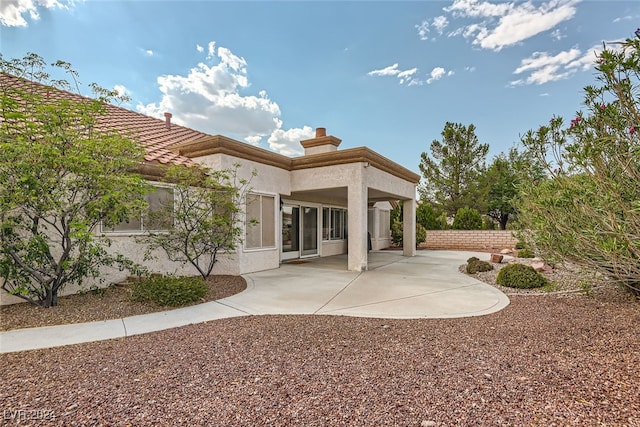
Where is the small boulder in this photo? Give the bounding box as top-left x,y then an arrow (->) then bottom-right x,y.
532,262 -> 553,273
490,253 -> 504,263
500,248 -> 513,254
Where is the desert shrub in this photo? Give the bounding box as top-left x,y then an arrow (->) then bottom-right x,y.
518,30 -> 640,294
496,263 -> 547,289
391,220 -> 427,247
517,248 -> 535,258
452,207 -> 483,230
131,275 -> 208,306
515,241 -> 526,250
391,220 -> 403,245
416,223 -> 427,247
466,258 -> 493,274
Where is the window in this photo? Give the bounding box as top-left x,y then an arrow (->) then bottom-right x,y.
103,186 -> 174,233
322,207 -> 347,241
245,193 -> 275,249
379,209 -> 390,239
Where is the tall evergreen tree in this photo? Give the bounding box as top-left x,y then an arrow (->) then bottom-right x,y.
419,122 -> 489,216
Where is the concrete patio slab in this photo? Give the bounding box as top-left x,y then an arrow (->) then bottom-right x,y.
0,250 -> 509,353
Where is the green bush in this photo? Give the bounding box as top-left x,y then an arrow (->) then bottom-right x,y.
515,241 -> 526,250
391,220 -> 428,247
417,203 -> 445,230
452,207 -> 483,230
131,275 -> 208,306
496,263 -> 547,289
517,248 -> 535,258
466,257 -> 493,274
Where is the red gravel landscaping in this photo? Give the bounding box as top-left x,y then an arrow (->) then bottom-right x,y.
1,293 -> 639,426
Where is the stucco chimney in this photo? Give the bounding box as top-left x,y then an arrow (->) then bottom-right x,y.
300,127 -> 342,156
164,112 -> 172,130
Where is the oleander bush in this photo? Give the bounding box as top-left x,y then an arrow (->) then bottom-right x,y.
496,263 -> 547,289
131,275 -> 208,306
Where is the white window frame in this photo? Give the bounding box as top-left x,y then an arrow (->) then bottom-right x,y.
244,192 -> 277,251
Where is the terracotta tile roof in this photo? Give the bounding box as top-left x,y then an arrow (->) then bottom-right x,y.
0,73 -> 208,166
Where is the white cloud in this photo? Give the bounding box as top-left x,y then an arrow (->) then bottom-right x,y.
113,84 -> 129,98
416,15 -> 449,41
196,44 -> 204,53
444,0 -> 580,51
206,41 -> 216,59
432,15 -> 449,34
145,49 -> 154,56
368,64 -> 423,86
0,0 -> 71,27
368,63 -> 400,77
426,67 -> 454,84
415,21 -> 430,41
137,41 -> 312,156
510,45 -> 602,86
550,28 -> 565,40
267,125 -> 314,156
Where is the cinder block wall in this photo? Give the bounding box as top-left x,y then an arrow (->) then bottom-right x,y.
423,230 -> 519,250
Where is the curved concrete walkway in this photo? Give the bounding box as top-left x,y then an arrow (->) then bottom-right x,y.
0,251 -> 509,353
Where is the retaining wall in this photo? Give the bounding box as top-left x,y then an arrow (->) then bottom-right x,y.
423,230 -> 518,250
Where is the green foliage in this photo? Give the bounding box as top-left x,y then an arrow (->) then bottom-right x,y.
141,163 -> 254,280
496,263 -> 548,289
480,146 -> 545,230
0,54 -> 149,307
131,275 -> 208,306
515,241 -> 526,250
517,248 -> 535,258
416,202 -> 447,230
466,257 -> 493,274
416,223 -> 427,247
391,220 -> 427,247
452,207 -> 483,230
418,122 -> 489,216
518,30 -> 640,294
391,220 -> 403,246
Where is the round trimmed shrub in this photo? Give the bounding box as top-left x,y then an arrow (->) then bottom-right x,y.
452,207 -> 483,230
131,275 -> 208,306
517,248 -> 535,258
496,263 -> 547,289
466,257 -> 493,274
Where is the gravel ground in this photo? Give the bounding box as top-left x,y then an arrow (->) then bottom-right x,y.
2,258 -> 639,426
1,295 -> 639,426
0,275 -> 246,331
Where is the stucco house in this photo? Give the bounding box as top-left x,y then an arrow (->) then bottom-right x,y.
0,73 -> 419,305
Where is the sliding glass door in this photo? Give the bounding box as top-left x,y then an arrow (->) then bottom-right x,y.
281,204 -> 319,260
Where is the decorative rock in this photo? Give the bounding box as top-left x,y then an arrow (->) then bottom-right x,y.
421,421 -> 437,427
532,262 -> 553,273
490,253 -> 504,263
500,248 -> 512,254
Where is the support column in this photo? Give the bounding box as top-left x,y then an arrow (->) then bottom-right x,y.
403,198 -> 416,257
347,182 -> 368,271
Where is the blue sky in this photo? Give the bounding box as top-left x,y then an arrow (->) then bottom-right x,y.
1,1 -> 638,174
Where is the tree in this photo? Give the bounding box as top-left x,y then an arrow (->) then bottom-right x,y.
419,122 -> 489,216
142,164 -> 254,280
0,54 -> 150,307
518,30 -> 640,294
416,202 -> 447,230
481,146 -> 544,230
451,207 -> 483,230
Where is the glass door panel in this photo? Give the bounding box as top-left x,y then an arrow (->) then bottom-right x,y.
281,206 -> 299,260
301,207 -> 318,257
